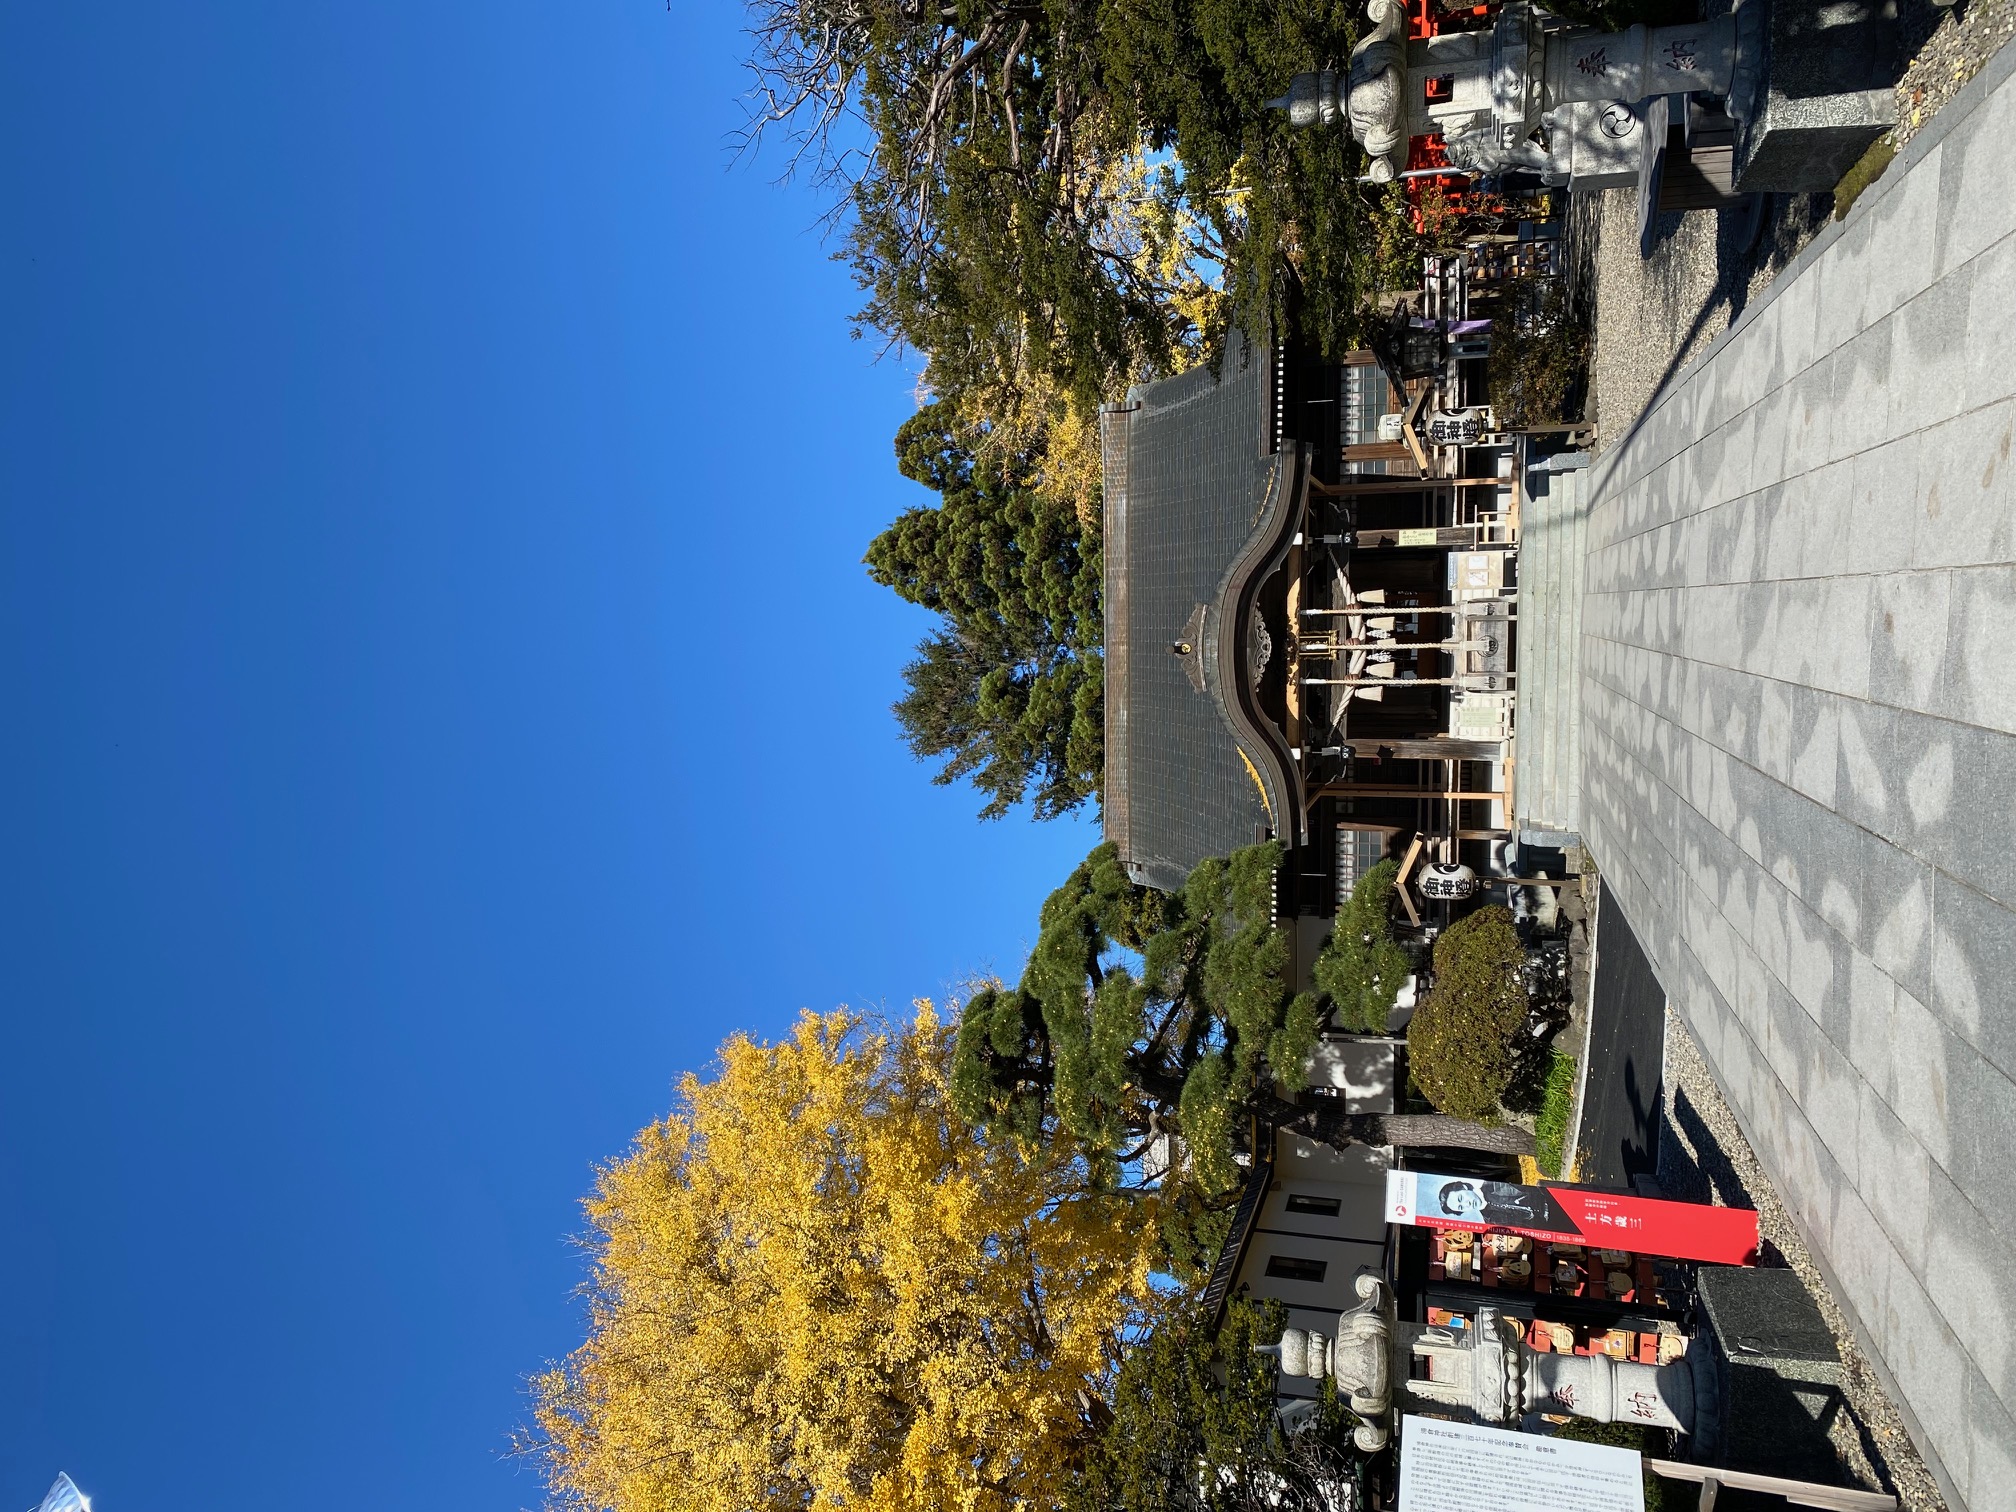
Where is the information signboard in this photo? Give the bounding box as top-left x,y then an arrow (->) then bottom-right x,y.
1384,1169 -> 1759,1265
1397,1416 -> 1644,1512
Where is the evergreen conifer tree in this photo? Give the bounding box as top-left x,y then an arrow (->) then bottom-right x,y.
867,402 -> 1103,818
1072,1298 -> 1366,1512
1312,859 -> 1413,1033
952,842 -> 1531,1279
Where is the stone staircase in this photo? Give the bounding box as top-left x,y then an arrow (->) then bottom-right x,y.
1512,458 -> 1588,838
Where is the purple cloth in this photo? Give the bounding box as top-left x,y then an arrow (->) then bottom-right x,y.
1410,316 -> 1492,336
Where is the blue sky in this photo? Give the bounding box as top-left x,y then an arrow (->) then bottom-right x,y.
0,7 -> 1098,1509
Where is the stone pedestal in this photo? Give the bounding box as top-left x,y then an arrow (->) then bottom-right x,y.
1731,0 -> 1898,192
1564,100 -> 1646,192
1695,1265 -> 1846,1479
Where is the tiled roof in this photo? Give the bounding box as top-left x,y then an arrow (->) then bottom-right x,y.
1101,338 -> 1303,892
1201,1136 -> 1277,1327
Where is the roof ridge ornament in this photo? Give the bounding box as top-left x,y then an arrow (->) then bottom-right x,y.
1174,603 -> 1208,692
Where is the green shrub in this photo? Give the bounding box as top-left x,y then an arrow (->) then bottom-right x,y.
1535,0 -> 1694,27
1368,183 -> 1428,292
1313,860 -> 1413,1032
1488,275 -> 1589,428
1533,1049 -> 1578,1179
1405,906 -> 1530,1121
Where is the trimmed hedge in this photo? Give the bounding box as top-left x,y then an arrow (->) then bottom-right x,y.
1406,906 -> 1530,1121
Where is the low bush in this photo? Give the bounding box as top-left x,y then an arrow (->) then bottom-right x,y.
1542,0 -> 1693,26
1551,1419 -> 1672,1509
1406,906 -> 1530,1121
1488,274 -> 1589,427
1313,860 -> 1413,1032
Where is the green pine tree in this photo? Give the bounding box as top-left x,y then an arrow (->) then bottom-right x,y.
1312,860 -> 1414,1033
1073,1297 -> 1368,1512
742,0 -> 1422,429
951,842 -> 1530,1280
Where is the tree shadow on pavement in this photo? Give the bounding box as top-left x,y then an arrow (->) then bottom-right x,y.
1661,1084 -> 1790,1267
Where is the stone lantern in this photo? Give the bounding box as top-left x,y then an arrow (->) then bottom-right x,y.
1268,1271 -> 1716,1443
1268,0 -> 1739,183
1269,0 -> 1900,196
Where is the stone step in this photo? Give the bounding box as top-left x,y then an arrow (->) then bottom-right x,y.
1514,460 -> 1586,835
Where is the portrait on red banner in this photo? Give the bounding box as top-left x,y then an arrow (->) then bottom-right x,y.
1384,1169 -> 1758,1265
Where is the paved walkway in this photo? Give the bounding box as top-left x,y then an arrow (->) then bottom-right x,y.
1578,45 -> 2016,1512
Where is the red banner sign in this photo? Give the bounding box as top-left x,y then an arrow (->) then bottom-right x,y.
1384,1170 -> 1758,1265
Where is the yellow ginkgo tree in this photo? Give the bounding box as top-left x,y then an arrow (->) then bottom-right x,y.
525,1006 -> 1160,1512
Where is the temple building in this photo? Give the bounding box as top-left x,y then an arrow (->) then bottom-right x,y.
1099,312 -> 1527,956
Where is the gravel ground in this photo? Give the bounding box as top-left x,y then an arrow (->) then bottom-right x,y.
1896,0 -> 2016,147
1658,1011 -> 1951,1512
1577,186 -> 1831,448
1574,0 -> 2016,445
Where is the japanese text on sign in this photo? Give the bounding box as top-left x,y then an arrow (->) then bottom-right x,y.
1397,1417 -> 1644,1512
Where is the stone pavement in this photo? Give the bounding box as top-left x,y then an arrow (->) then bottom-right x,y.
1577,40 -> 2016,1512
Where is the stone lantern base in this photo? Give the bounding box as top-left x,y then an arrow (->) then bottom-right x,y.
1693,1266 -> 1847,1481
1731,0 -> 1898,192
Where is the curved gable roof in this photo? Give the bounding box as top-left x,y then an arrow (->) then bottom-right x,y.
1102,339 -> 1307,892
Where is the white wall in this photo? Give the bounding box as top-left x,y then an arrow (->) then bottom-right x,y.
1235,1131 -> 1392,1367
1303,1035 -> 1403,1112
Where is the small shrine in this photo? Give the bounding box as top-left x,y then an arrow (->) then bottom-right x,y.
1099,326 -> 1538,958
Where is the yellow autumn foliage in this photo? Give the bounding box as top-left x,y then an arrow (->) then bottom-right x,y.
923,144 -> 1229,532
529,1006 -> 1159,1512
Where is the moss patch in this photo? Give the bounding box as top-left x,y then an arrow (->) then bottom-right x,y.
1834,136 -> 1898,221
